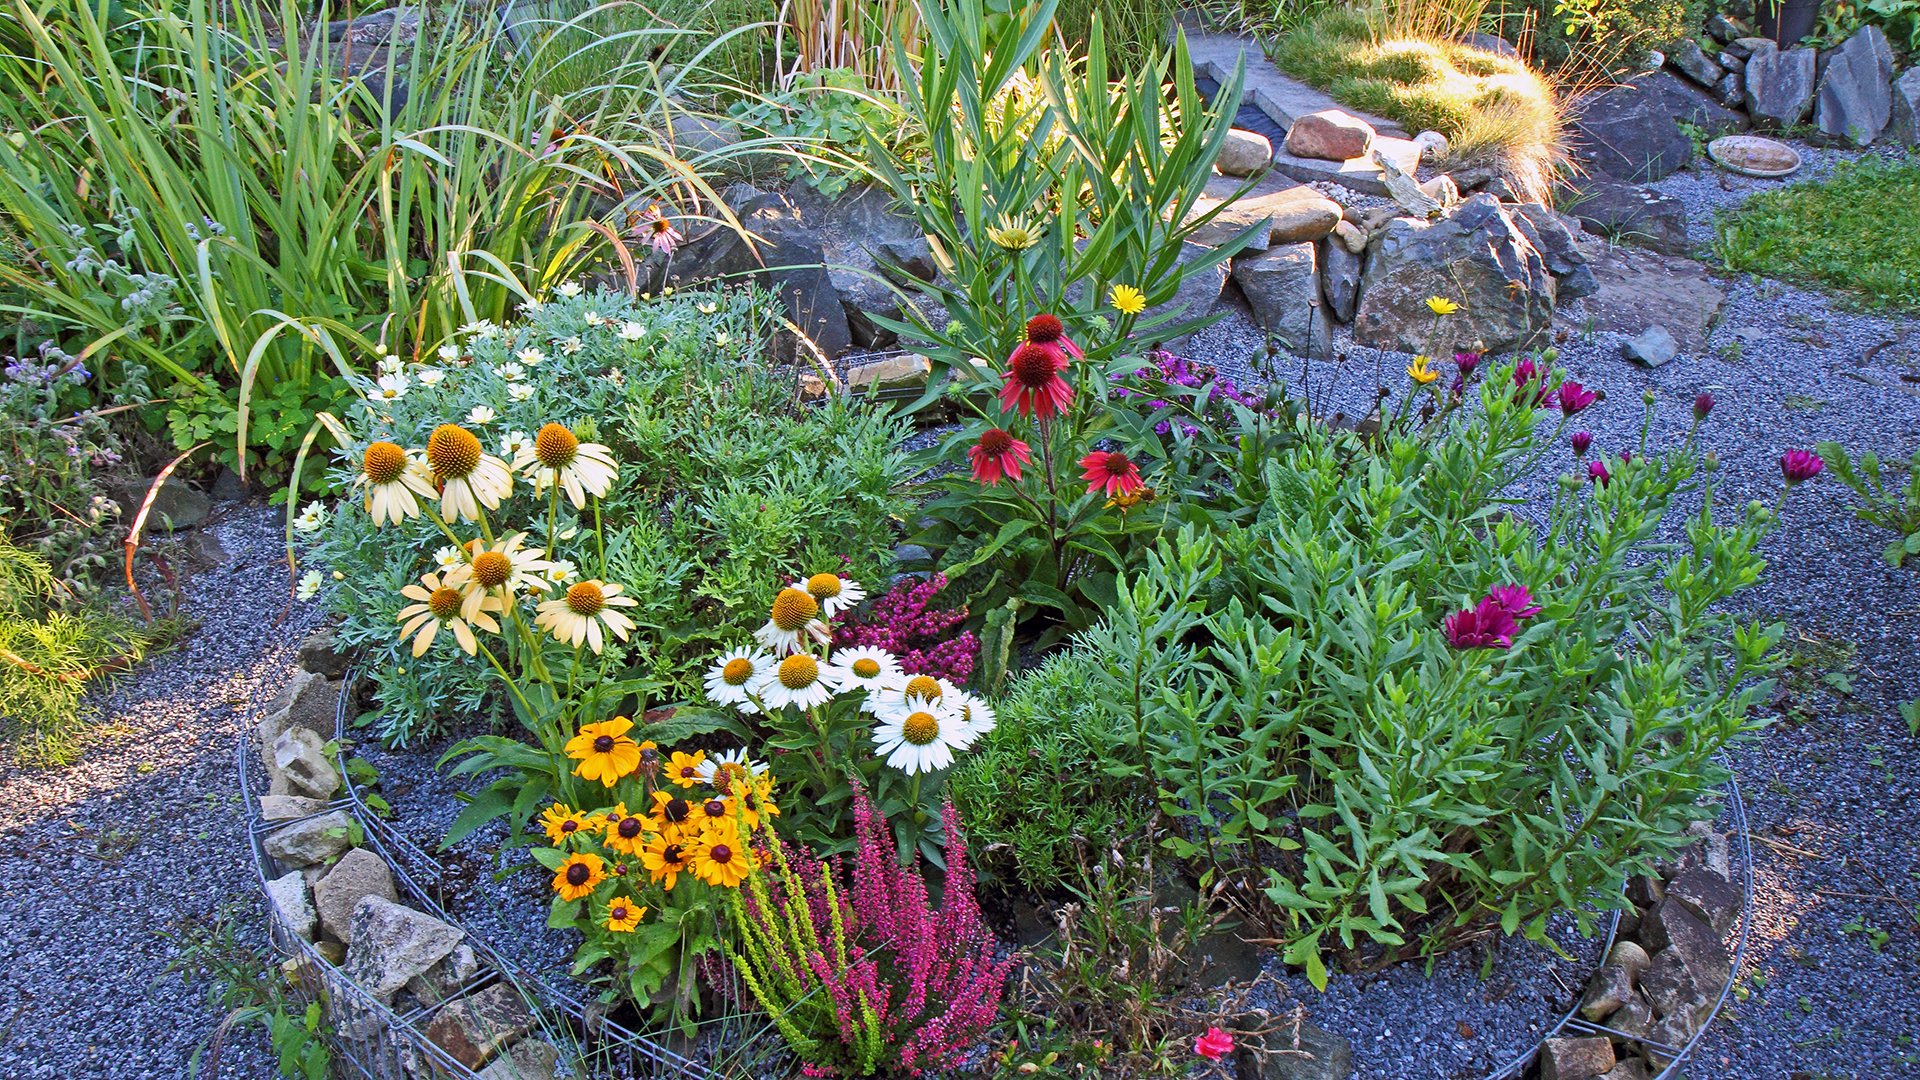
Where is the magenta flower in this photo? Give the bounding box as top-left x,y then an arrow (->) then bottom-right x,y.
1487,583 -> 1541,620
1195,1027 -> 1235,1060
1780,448 -> 1824,485
1444,597 -> 1520,650
1556,381 -> 1596,416
1693,392 -> 1714,420
1588,459 -> 1612,486
1571,430 -> 1592,457
1511,358 -> 1551,408
1454,350 -> 1482,377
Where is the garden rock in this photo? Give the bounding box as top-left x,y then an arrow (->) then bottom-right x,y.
1412,129 -> 1449,161
1889,66 -> 1920,144
1189,179 -> 1343,250
877,235 -> 937,282
408,943 -> 481,1005
296,625 -> 349,679
787,182 -> 923,350
1218,128 -> 1274,176
1598,1060 -> 1652,1080
1284,109 -> 1375,161
1331,218 -> 1367,255
1727,36 -> 1771,60
1666,867 -> 1741,932
114,474 -> 209,531
1707,13 -> 1753,43
1465,31 -> 1518,57
1540,1036 -> 1615,1080
1231,242 -> 1332,357
1351,195 -> 1555,354
1640,948 -> 1714,1027
1713,72 -> 1745,108
1604,992 -> 1655,1038
266,871 -> 316,941
1743,42 -> 1818,127
1231,1012 -> 1353,1079
478,1039 -> 560,1080
1579,960 -> 1639,1021
1640,898 -> 1733,989
1608,939 -> 1652,978
1560,245 -> 1724,352
1510,203 -> 1597,300
425,983 -> 536,1071
844,354 -> 931,395
271,726 -> 341,800
259,794 -> 331,821
1622,326 -> 1680,367
667,188 -> 851,360
1719,49 -> 1747,72
346,895 -> 464,1001
264,809 -> 353,868
1320,237 -> 1362,323
1813,25 -> 1894,146
1640,70 -> 1749,134
1661,821 -> 1733,880
1560,179 -> 1689,256
313,847 -> 398,943
1566,80 -> 1693,181
257,669 -> 341,769
1670,40 -> 1724,88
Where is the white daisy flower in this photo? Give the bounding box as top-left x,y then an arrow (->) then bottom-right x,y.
582,310 -> 604,327
423,424 -> 513,524
543,559 -> 579,586
753,652 -> 840,711
375,355 -> 404,376
618,322 -> 647,341
753,587 -> 831,655
949,690 -> 997,747
696,747 -> 770,793
438,344 -> 462,363
431,544 -> 464,573
467,405 -> 497,426
292,502 -> 328,533
872,695 -> 966,775
558,336 -> 583,356
494,362 -> 525,381
791,573 -> 866,618
296,569 -> 324,601
507,382 -> 535,402
513,423 -> 618,509
704,647 -> 772,713
826,646 -> 900,697
604,369 -> 625,385
714,332 -> 731,347
556,281 -> 583,298
416,367 -> 445,387
499,429 -> 534,460
459,319 -> 500,340
367,373 -> 409,404
697,301 -> 718,315
516,347 -> 546,366
520,299 -> 545,314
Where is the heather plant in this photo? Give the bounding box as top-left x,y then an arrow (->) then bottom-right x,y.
727,789 -> 1013,1077
832,574 -> 978,686
1049,361 -> 1788,985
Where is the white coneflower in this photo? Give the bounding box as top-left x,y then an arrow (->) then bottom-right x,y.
516,347 -> 546,366
416,368 -> 445,387
704,647 -> 772,713
826,646 -> 899,698
296,569 -> 324,601
445,532 -> 552,596
754,653 -> 839,711
292,502 -> 328,534
868,671 -> 957,716
520,299 -> 545,314
397,571 -> 503,657
872,695 -> 965,775
790,572 -> 866,618
753,588 -> 830,655
431,544 -> 464,573
494,362 -> 526,382
424,423 -> 513,523
353,440 -> 436,526
695,747 -> 769,793
618,322 -> 647,342
367,373 -> 409,404
949,690 -> 997,748
534,579 -> 639,654
508,383 -> 535,402
467,405 -> 497,426
513,422 -> 618,509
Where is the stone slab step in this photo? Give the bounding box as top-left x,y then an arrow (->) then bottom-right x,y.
1183,28 -> 1410,138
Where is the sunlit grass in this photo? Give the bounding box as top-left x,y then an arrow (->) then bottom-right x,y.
1715,156 -> 1920,313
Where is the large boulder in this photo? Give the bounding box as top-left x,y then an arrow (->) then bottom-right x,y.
257,670 -> 341,771
346,896 -> 465,1001
1743,42 -> 1818,127
1284,109 -> 1376,162
1509,203 -> 1597,300
1889,66 -> 1920,145
1554,245 -> 1726,353
313,847 -> 399,943
114,474 -> 211,531
1351,195 -> 1556,354
425,984 -> 537,1071
1635,70 -> 1749,135
1813,25 -> 1895,146
1230,242 -> 1332,357
1567,79 -> 1694,182
1188,181 -> 1343,251
667,188 -> 851,360
1217,128 -> 1274,177
786,182 -> 927,351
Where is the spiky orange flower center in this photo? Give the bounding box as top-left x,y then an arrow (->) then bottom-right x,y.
428,586 -> 464,619
805,573 -> 843,600
426,424 -> 482,478
902,711 -> 940,746
566,581 -> 605,615
1010,343 -> 1059,388
363,441 -> 409,485
852,658 -> 880,679
770,588 -> 819,631
534,422 -> 579,468
471,551 -> 512,588
722,658 -> 755,686
904,675 -> 942,701
978,428 -> 1015,456
777,654 -> 819,690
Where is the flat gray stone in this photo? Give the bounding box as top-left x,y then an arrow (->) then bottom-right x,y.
1268,134 -> 1424,199
1890,65 -> 1920,145
1185,30 -> 1408,137
1189,175 -> 1344,250
1670,39 -> 1724,88
1231,242 -> 1331,358
259,794 -> 332,821
314,847 -> 398,943
271,726 -> 341,800
1320,236 -> 1362,323
264,810 -> 353,868
1541,1036 -> 1616,1080
1559,245 -> 1724,354
266,871 -> 316,941
346,896 -> 464,1001
1623,325 -> 1680,367
1743,42 -> 1818,127
1813,25 -> 1894,146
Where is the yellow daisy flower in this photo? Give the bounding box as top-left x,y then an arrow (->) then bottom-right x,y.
650,789 -> 697,833
687,823 -> 751,889
603,803 -> 651,856
539,803 -> 590,846
565,716 -> 643,787
604,896 -> 646,933
552,851 -> 606,901
1407,354 -> 1439,385
640,832 -> 691,890
1109,283 -> 1147,316
1425,296 -> 1460,316
665,749 -> 708,789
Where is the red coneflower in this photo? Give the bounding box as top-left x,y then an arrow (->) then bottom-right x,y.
967,428 -> 1032,487
1024,313 -> 1083,360
999,343 -> 1075,420
1079,449 -> 1144,499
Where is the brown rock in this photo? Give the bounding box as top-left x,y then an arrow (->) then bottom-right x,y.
1284,109 -> 1376,162
1540,1036 -> 1616,1080
425,984 -> 536,1071
844,353 -> 930,395
313,847 -> 398,943
259,794 -> 332,821
1666,867 -> 1741,933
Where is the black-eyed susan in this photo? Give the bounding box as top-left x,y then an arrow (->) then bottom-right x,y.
539,803 -> 591,846
688,824 -> 751,888
650,789 -> 697,832
872,695 -> 966,775
752,587 -> 830,655
788,572 -> 866,618
552,851 -> 607,901
513,422 -> 618,509
603,803 -> 650,856
754,652 -> 840,711
424,423 -> 513,523
665,749 -> 707,789
565,716 -> 643,787
704,647 -> 770,713
354,440 -> 436,526
640,833 -> 691,890
694,795 -> 734,830
396,572 -> 503,657
1109,283 -> 1147,316
445,532 -> 551,597
737,775 -> 779,830
604,896 -> 646,933
534,579 -> 639,654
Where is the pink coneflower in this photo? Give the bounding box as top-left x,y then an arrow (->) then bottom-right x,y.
1588,459 -> 1612,486
1024,313 -> 1083,360
634,203 -> 682,255
1079,449 -> 1144,499
1487,583 -> 1541,620
967,428 -> 1031,487
1194,1027 -> 1234,1060
1557,381 -> 1596,416
1694,392 -> 1714,420
1571,431 -> 1592,457
999,343 -> 1074,419
1780,448 -> 1824,485
1444,597 -> 1519,650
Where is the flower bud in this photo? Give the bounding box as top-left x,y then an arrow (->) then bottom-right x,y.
1643,388 -> 1657,407
1694,391 -> 1714,420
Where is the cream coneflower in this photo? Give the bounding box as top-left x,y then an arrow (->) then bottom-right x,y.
752,587 -> 830,655
396,571 -> 503,657
444,532 -> 552,596
754,653 -> 840,711
826,646 -> 900,697
355,441 -> 437,526
425,424 -> 513,523
704,647 -> 771,713
872,695 -> 965,775
534,579 -> 638,653
788,572 -> 866,618
514,422 -> 618,509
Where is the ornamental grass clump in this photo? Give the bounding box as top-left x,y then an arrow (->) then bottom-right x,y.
728,790 -> 1012,1078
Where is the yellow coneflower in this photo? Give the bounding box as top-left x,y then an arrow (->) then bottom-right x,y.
564,716 -> 643,787
354,441 -> 436,526
424,423 -> 513,523
640,832 -> 691,890
552,851 -> 606,901
650,789 -> 697,833
534,579 -> 639,654
395,571 -> 502,657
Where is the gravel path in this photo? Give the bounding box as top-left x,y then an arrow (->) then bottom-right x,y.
0,504 -> 318,1079
1184,134 -> 1920,1079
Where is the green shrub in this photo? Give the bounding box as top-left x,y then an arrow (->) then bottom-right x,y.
0,340 -> 136,589
730,68 -> 924,196
300,285 -> 912,744
948,649 -> 1154,891
1818,441 -> 1920,567
1495,0 -> 1700,72
1055,364 -> 1782,985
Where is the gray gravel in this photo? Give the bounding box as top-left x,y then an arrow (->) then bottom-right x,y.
0,503 -> 319,1079
1187,134 -> 1920,1079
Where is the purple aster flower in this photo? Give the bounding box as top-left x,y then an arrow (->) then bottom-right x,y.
1487,584 -> 1541,620
1588,459 -> 1612,487
1557,381 -> 1596,416
1454,350 -> 1482,377
1780,448 -> 1824,486
1571,431 -> 1592,456
1693,392 -> 1714,420
1444,597 -> 1519,650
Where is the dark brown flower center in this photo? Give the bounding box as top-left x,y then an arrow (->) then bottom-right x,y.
1010,343 -> 1058,387
617,817 -> 642,838
979,428 -> 1014,455
704,799 -> 726,818
611,905 -> 628,920
662,844 -> 684,864
566,863 -> 590,885
593,735 -> 614,753
560,820 -> 578,834
709,844 -> 733,864
662,798 -> 690,823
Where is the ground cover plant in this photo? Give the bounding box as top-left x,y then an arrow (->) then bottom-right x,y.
1818,441 -> 1920,567
1715,157 -> 1920,313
